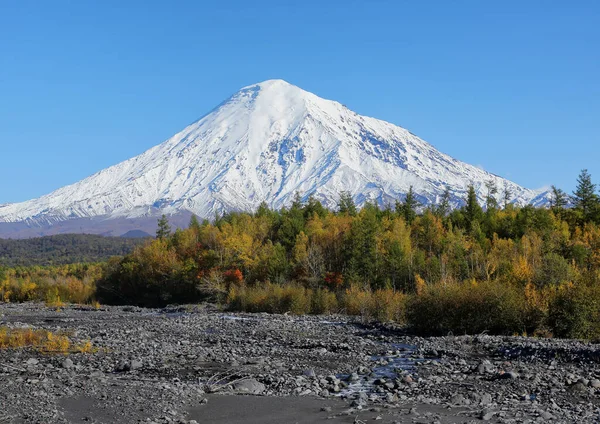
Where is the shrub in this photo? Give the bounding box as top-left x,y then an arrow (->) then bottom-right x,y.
371,288 -> 407,323
0,326 -> 94,354
406,280 -> 527,335
227,283 -> 312,314
547,282 -> 600,339
311,288 -> 339,314
342,284 -> 374,319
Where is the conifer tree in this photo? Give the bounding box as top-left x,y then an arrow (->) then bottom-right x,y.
255,201 -> 271,217
435,187 -> 451,218
338,191 -> 357,216
464,185 -> 483,229
485,180 -> 499,210
291,192 -> 304,211
399,186 -> 419,224
305,194 -> 327,218
156,214 -> 171,240
189,214 -> 201,231
572,169 -> 599,221
550,185 -> 568,210
502,182 -> 513,209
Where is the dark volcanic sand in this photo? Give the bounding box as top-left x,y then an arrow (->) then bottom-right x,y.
1,303 -> 600,423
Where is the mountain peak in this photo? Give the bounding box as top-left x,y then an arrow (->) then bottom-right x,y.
244,79 -> 293,89
0,81 -> 550,237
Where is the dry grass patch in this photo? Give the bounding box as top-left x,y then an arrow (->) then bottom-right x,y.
0,326 -> 95,354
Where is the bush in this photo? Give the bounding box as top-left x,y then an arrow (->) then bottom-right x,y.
0,326 -> 94,354
227,283 -> 313,315
0,269 -> 97,305
371,289 -> 407,323
406,281 -> 527,335
547,283 -> 600,339
311,288 -> 339,314
342,284 -> 373,318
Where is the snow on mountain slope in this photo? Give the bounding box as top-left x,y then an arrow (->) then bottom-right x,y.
0,79 -> 549,227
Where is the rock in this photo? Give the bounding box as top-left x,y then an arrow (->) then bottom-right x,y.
577,377 -> 589,386
130,359 -> 143,370
499,371 -> 519,379
114,360 -> 130,372
232,378 -> 265,395
480,393 -> 492,405
449,394 -> 469,406
481,410 -> 496,421
303,369 -> 316,378
539,410 -> 554,420
477,360 -> 494,374
568,382 -> 588,395
385,392 -> 398,403
61,358 -> 74,369
590,379 -> 600,388
25,358 -> 39,366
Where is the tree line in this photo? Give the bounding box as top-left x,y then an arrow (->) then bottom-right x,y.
0,234 -> 146,267
3,170 -> 600,338
91,170 -> 600,338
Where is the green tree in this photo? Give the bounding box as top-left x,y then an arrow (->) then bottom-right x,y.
464,185 -> 483,230
485,180 -> 499,210
304,194 -> 327,219
434,187 -> 451,218
502,182 -> 513,209
337,191 -> 357,216
156,214 -> 171,240
255,201 -> 272,217
397,186 -> 419,224
189,214 -> 201,232
572,169 -> 599,222
550,185 -> 568,212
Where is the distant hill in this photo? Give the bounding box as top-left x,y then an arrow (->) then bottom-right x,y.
0,234 -> 147,267
120,230 -> 152,238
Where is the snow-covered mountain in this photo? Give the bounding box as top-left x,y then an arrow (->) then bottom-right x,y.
0,79 -> 549,236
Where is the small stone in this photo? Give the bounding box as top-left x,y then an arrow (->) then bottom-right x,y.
481,410 -> 495,421
539,410 -> 554,420
590,379 -> 600,388
477,360 -> 494,374
568,382 -> 588,395
61,358 -> 74,369
449,394 -> 468,406
303,369 -> 316,378
232,378 -> 265,395
115,360 -> 130,372
130,359 -> 143,370
499,371 -> 519,379
480,393 -> 492,406
25,358 -> 39,366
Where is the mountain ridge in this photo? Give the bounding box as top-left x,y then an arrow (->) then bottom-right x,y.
0,79 -> 549,237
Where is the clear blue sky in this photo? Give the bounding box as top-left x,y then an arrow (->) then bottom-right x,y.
1,0 -> 598,203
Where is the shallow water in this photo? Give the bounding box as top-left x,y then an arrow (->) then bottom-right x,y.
338,343 -> 419,397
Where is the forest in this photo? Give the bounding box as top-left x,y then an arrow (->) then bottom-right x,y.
2,170 -> 600,339
0,233 -> 146,267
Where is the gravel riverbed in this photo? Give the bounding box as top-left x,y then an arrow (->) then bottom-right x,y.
1,303 -> 600,423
